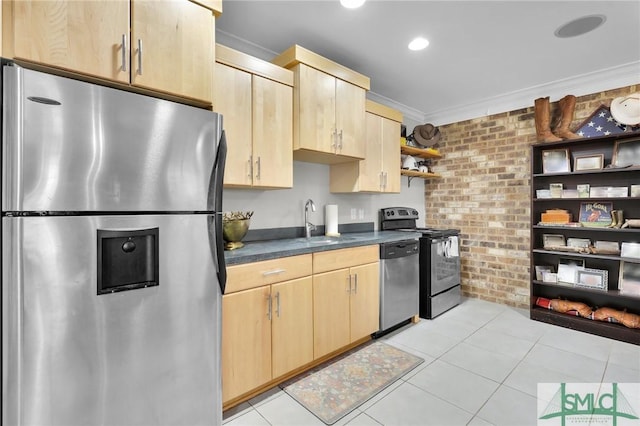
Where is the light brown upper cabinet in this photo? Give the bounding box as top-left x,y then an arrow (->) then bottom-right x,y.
3,0 -> 220,105
330,100 -> 402,193
272,45 -> 369,164
214,44 -> 293,189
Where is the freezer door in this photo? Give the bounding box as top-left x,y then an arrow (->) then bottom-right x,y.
2,215 -> 221,426
2,65 -> 222,213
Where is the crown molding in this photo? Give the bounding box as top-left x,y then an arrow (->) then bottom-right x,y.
216,30 -> 278,62
216,29 -> 639,128
423,61 -> 640,126
366,92 -> 425,124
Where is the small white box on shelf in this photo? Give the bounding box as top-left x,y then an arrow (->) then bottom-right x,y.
562,189 -> 579,198
536,189 -> 552,199
589,186 -> 628,198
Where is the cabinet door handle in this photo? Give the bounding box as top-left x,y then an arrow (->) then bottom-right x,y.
354,273 -> 358,294
121,34 -> 127,72
338,129 -> 343,150
275,291 -> 280,318
137,39 -> 143,75
256,156 -> 261,180
347,274 -> 352,292
248,155 -> 253,179
383,172 -> 388,189
332,128 -> 338,153
267,293 -> 272,321
262,269 -> 285,276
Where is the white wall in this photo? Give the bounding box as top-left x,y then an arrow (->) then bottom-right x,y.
222,161 -> 425,231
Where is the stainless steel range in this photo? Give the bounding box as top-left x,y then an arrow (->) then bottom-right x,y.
380,207 -> 461,319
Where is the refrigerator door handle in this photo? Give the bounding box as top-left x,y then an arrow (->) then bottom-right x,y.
211,130 -> 227,293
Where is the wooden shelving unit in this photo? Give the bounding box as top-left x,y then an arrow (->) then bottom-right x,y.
530,132 -> 640,345
400,145 -> 442,180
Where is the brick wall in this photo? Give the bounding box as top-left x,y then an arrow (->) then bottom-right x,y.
425,84 -> 639,308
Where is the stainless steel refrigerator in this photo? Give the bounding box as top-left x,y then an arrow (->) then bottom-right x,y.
1,63 -> 227,425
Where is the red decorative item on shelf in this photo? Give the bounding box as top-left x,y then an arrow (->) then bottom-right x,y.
535,297 -> 640,329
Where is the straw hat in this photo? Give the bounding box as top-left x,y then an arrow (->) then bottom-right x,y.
610,93 -> 640,125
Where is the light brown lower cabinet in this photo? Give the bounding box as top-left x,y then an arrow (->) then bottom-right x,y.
222,245 -> 380,407
222,276 -> 313,404
312,261 -> 380,359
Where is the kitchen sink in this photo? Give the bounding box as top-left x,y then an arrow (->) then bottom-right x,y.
307,238 -> 340,244
304,236 -> 356,245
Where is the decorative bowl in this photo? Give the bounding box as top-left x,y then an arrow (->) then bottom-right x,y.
223,219 -> 250,250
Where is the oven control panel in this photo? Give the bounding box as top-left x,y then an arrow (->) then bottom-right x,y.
380,207 -> 419,220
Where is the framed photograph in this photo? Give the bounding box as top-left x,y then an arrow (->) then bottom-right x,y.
567,238 -> 590,248
577,184 -> 590,198
595,241 -> 620,254
619,261 -> 640,296
557,263 -> 578,284
559,257 -> 585,268
542,149 -> 571,174
542,271 -> 557,283
631,185 -> 640,197
549,183 -> 563,198
543,234 -> 566,248
612,138 -> 640,168
621,242 -> 640,259
576,268 -> 607,290
535,265 -> 553,281
579,202 -> 613,227
574,154 -> 604,171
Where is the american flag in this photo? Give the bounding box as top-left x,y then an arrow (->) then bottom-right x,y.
575,105 -> 640,138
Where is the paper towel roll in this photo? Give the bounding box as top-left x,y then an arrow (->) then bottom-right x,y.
325,204 -> 340,236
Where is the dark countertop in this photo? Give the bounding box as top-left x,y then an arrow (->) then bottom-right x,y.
224,231 -> 421,265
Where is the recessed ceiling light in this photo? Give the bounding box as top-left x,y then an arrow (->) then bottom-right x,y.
408,37 -> 429,51
340,0 -> 366,9
555,15 -> 606,38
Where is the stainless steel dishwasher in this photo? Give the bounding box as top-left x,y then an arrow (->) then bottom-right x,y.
378,239 -> 420,333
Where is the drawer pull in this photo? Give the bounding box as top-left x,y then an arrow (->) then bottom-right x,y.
262,269 -> 286,276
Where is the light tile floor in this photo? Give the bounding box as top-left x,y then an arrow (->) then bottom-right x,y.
222,298 -> 640,426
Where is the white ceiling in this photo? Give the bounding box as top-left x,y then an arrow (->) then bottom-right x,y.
215,1 -> 640,125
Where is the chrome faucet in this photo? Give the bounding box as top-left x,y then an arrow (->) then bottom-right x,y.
304,199 -> 316,238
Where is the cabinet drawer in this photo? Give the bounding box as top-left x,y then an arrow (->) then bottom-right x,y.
226,254 -> 312,293
313,245 -> 379,274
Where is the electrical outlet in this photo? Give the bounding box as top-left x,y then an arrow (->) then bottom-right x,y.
350,208 -> 357,220
358,209 -> 364,220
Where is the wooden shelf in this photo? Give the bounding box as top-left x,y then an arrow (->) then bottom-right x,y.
401,169 -> 441,179
532,280 -> 640,302
401,145 -> 442,159
530,132 -> 640,344
530,307 -> 640,345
